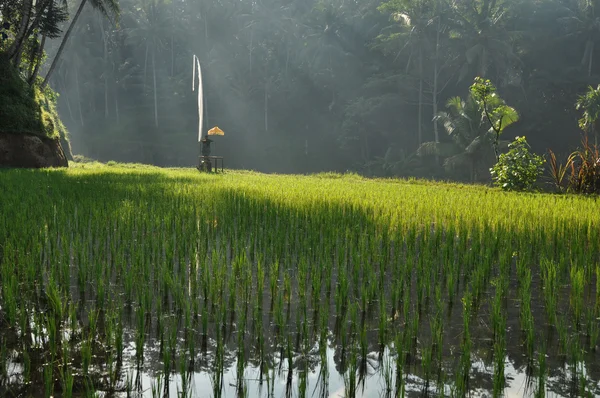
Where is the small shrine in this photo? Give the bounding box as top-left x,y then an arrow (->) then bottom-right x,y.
197,126 -> 224,172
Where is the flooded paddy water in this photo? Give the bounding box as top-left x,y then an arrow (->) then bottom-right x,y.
1,168 -> 599,397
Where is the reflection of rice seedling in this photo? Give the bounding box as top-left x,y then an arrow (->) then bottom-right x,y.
344,346 -> 358,398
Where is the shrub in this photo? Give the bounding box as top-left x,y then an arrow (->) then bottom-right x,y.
490,136 -> 545,191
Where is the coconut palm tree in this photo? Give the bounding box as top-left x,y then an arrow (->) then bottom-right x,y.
449,0 -> 521,84
42,0 -> 119,88
557,0 -> 600,77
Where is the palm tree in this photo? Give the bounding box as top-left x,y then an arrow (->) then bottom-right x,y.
377,0 -> 436,147
42,0 -> 119,88
126,0 -> 171,127
557,0 -> 600,77
417,95 -> 500,181
576,84 -> 600,145
449,0 -> 521,84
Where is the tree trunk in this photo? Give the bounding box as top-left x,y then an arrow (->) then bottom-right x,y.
8,0 -> 33,64
152,48 -> 158,127
61,78 -> 76,123
249,27 -> 254,72
470,159 -> 475,183
34,35 -> 46,78
42,0 -> 89,88
27,32 -> 39,79
285,47 -> 290,77
76,67 -> 84,127
100,17 -> 109,118
144,42 -> 149,87
115,87 -> 120,125
433,18 -> 441,163
22,0 -> 53,44
588,41 -> 594,77
204,15 -> 209,49
28,34 -> 45,84
171,0 -> 175,76
264,80 -> 268,132
418,49 -> 423,147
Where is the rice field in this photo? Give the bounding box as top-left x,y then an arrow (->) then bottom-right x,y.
1,164 -> 600,397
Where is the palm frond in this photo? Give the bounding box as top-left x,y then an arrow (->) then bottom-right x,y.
443,153 -> 472,171
417,141 -> 460,158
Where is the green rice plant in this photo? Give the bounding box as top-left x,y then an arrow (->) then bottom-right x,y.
81,335 -> 92,376
1,271 -> 18,327
587,304 -> 599,351
179,350 -> 192,398
298,365 -> 308,398
570,266 -> 585,327
382,350 -> 394,398
59,365 -> 74,398
151,374 -> 163,398
43,362 -> 53,398
379,293 -> 388,350
455,290 -> 472,397
135,304 -> 145,364
534,342 -> 547,398
343,345 -> 358,398
540,258 -> 558,324
269,259 -> 280,310
421,343 -> 433,390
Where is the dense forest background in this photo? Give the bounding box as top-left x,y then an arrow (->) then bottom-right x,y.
3,0 -> 599,178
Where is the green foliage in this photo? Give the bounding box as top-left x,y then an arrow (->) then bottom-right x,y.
470,77 -> 519,160
490,136 -> 545,191
576,85 -> 600,136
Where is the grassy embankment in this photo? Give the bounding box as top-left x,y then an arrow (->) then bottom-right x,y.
0,54 -> 70,150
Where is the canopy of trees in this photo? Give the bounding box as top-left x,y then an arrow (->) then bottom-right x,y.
2,0 -> 599,178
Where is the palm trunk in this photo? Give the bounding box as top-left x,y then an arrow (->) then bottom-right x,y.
22,0 -> 53,44
144,42 -> 149,87
171,0 -> 175,76
42,0 -> 89,88
249,28 -> 254,72
61,79 -> 76,123
100,17 -> 109,118
27,32 -> 39,79
418,49 -> 423,147
8,0 -> 33,64
264,81 -> 268,132
588,41 -> 594,77
152,48 -> 158,127
204,16 -> 209,49
31,34 -> 46,83
75,68 -> 84,127
285,47 -> 290,77
433,18 -> 441,164
115,88 -> 120,125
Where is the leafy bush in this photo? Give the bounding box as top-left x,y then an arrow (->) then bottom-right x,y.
490,136 -> 545,191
